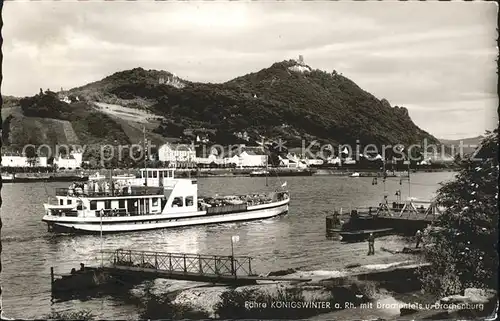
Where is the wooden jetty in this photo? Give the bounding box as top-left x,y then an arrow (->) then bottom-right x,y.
51,249 -> 311,296
326,199 -> 443,240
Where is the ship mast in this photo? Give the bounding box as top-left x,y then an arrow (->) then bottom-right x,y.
100,212 -> 103,266
382,159 -> 387,193
408,161 -> 411,199
266,154 -> 269,187
143,126 -> 148,187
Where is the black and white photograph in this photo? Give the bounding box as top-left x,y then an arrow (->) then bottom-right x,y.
0,0 -> 498,320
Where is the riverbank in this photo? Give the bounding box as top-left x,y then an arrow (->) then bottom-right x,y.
120,235 -> 431,319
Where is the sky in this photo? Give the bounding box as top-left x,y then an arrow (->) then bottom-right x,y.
2,1 -> 498,139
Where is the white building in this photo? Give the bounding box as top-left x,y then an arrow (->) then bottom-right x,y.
195,154 -> 225,166
225,154 -> 242,167
54,151 -> 83,169
238,151 -> 267,167
278,154 -> 310,168
158,143 -> 196,163
327,156 -> 342,166
1,155 -> 48,167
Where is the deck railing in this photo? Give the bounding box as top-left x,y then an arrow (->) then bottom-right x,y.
103,249 -> 254,277
55,187 -> 164,197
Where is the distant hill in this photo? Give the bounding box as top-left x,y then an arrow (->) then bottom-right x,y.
3,60 -> 442,165
439,136 -> 485,156
440,136 -> 484,147
63,61 -> 439,149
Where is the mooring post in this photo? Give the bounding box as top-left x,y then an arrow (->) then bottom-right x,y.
198,254 -> 203,274
326,215 -> 331,235
231,255 -> 235,277
50,267 -> 54,288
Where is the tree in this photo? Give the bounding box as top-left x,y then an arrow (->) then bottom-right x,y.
68,95 -> 78,103
419,128 -> 498,296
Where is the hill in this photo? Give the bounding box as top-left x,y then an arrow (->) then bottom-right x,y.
3,60 -> 441,164
1,91 -> 133,166
64,61 -> 439,149
67,68 -> 187,110
439,136 -> 485,157
440,136 -> 484,147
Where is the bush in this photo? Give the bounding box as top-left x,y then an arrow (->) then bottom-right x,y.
138,285 -> 209,320
214,284 -> 365,320
419,129 -> 499,296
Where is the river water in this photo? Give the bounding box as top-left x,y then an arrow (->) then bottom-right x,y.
0,172 -> 455,319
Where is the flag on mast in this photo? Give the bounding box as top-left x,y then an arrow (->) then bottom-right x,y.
281,181 -> 287,188
231,235 -> 240,243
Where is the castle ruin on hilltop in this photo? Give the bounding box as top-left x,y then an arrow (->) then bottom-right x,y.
159,73 -> 185,89
289,55 -> 311,73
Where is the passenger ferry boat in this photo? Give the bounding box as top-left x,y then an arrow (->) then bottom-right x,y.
42,168 -> 290,233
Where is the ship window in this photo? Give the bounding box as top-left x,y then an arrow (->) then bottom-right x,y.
90,201 -> 97,210
119,199 -> 125,209
59,199 -> 64,205
152,198 -> 159,206
141,171 -> 144,178
67,199 -> 72,205
172,197 -> 183,207
185,196 -> 194,206
105,200 -> 111,209
148,171 -> 153,178
153,171 -> 158,178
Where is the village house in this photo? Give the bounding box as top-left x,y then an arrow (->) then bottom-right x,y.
235,150 -> 267,167
54,150 -> 83,169
158,143 -> 196,164
327,156 -> 342,166
195,154 -> 225,167
1,154 -> 48,168
234,131 -> 250,141
278,154 -> 308,168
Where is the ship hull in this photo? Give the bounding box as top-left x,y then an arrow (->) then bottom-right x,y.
43,199 -> 289,234
341,213 -> 433,236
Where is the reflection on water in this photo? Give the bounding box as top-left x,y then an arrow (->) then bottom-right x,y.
0,172 -> 456,319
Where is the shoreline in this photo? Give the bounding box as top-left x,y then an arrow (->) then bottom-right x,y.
120,236 -> 434,319
1,168 -> 457,182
